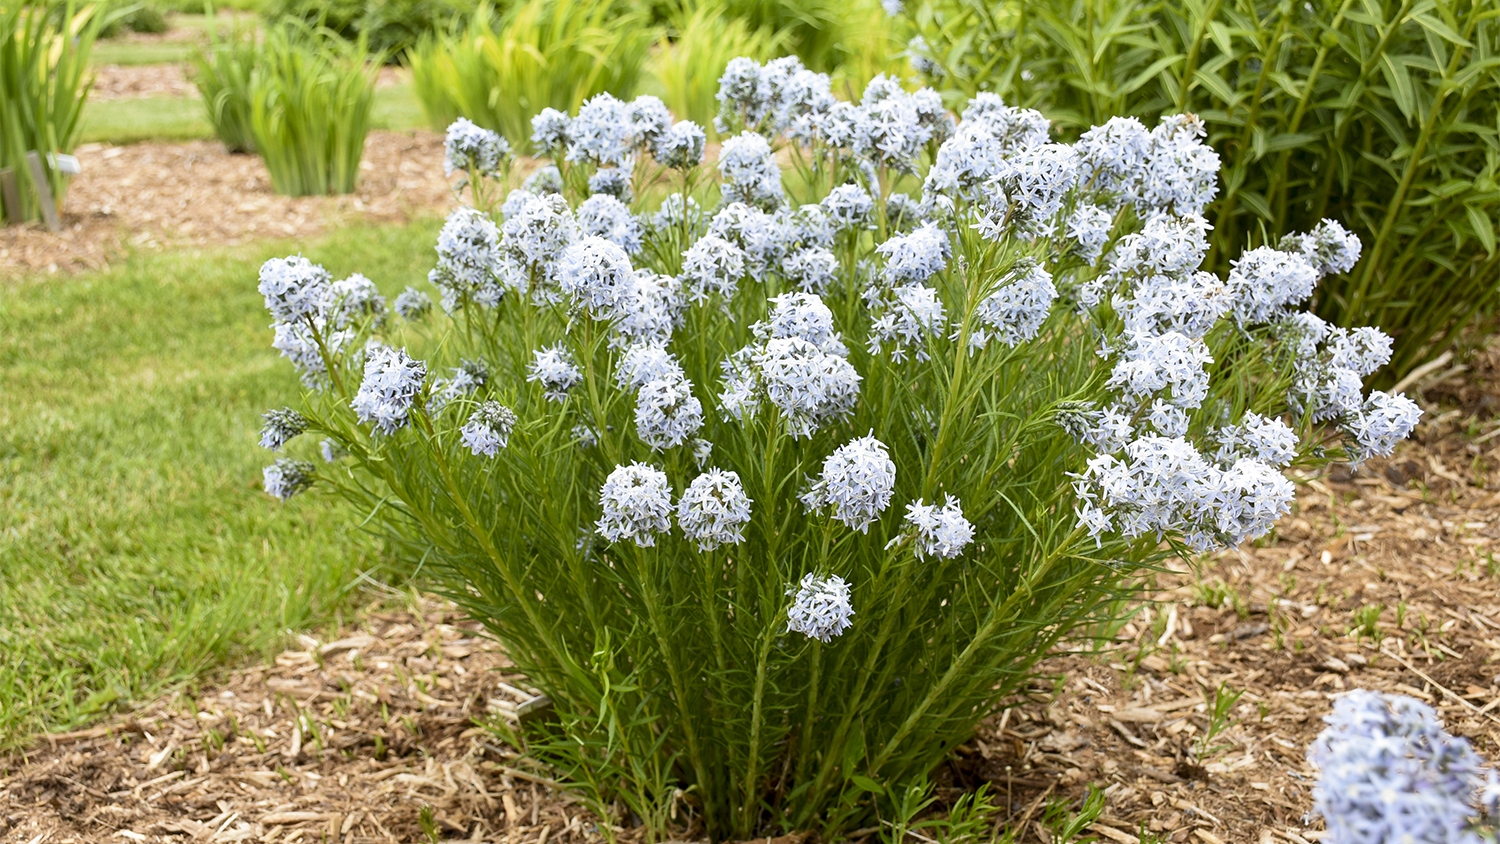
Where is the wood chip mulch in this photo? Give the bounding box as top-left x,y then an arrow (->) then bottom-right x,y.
90,64 -> 198,101
5,343 -> 1500,844
89,64 -> 409,102
0,130 -> 458,276
0,605 -> 602,844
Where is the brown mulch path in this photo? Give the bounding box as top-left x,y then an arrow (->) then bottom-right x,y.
0,130 -> 457,275
5,344 -> 1500,843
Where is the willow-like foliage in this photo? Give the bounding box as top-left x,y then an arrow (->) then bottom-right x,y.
902,0 -> 1500,379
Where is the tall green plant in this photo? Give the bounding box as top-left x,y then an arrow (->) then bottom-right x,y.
705,0 -> 867,73
903,0 -> 1500,379
408,0 -> 654,149
826,0 -> 911,99
0,1 -> 104,223
189,18 -> 258,153
646,4 -> 784,129
247,22 -> 378,196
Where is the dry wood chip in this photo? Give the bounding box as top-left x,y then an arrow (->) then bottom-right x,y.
1089,824 -> 1140,844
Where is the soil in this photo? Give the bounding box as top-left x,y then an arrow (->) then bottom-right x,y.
0,131 -> 458,275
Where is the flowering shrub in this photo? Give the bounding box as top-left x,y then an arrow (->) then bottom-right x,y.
1309,690 -> 1500,843
256,57 -> 1419,839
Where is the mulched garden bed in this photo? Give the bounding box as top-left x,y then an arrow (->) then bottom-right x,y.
0,131 -> 457,275
88,64 -> 409,101
5,347 -> 1499,844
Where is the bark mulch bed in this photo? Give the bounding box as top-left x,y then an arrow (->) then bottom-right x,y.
90,64 -> 198,101
89,65 -> 410,102
1,605 -> 589,844
5,349 -> 1500,844
0,129 -> 456,276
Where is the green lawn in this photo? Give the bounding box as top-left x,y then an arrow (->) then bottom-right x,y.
80,95 -> 211,144
80,83 -> 431,145
91,14 -> 262,67
0,220 -> 441,747
91,39 -> 201,66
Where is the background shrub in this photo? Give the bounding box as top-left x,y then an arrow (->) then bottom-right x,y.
408,0 -> 654,149
262,0 -> 469,58
99,1 -> 169,37
189,21 -> 258,153
247,22 -> 377,195
0,1 -> 104,223
823,0 -> 909,100
902,0 -> 1500,379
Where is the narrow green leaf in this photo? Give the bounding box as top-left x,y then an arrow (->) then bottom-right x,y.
849,775 -> 886,795
1239,190 -> 1274,221
1191,67 -> 1236,103
1466,204 -> 1497,254
1119,54 -> 1185,95
1412,13 -> 1471,48
1380,54 -> 1417,120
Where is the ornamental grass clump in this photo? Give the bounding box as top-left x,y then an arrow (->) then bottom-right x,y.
0,1 -> 104,222
407,0 -> 654,150
246,22 -> 378,196
189,21 -> 259,154
256,57 -> 1419,839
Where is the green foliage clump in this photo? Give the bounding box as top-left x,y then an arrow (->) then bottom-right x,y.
408,0 -> 654,149
189,20 -> 258,153
99,1 -> 169,36
0,1 -> 103,223
707,0 -> 867,73
246,22 -> 378,195
901,0 -> 1500,378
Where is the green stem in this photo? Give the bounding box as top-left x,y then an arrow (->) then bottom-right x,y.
793,641 -> 823,787
920,253 -> 983,500
1266,0 -> 1354,229
1306,0 -> 1417,225
306,315 -> 348,397
418,413 -> 561,663
1211,7 -> 1290,263
738,621 -> 779,839
797,546 -> 910,819
865,526 -> 1087,773
1174,0 -> 1225,113
635,545 -> 714,830
792,521 -> 836,788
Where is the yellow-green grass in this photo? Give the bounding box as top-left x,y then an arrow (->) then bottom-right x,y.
80,82 -> 427,146
0,219 -> 440,747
